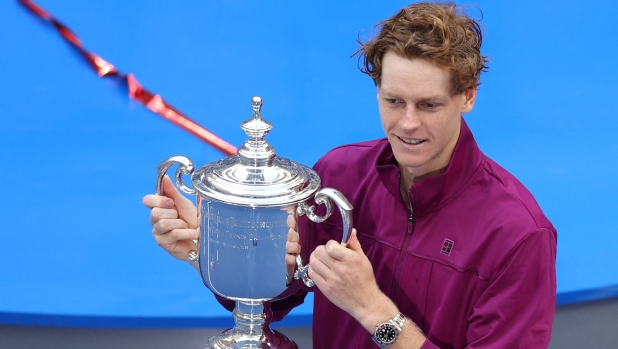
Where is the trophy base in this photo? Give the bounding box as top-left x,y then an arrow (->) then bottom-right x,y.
205,301 -> 299,349
206,328 -> 298,349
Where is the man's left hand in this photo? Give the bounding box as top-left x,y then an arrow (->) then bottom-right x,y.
308,229 -> 389,323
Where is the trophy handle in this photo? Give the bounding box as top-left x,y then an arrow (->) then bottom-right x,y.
156,155 -> 196,195
294,188 -> 354,287
155,155 -> 199,262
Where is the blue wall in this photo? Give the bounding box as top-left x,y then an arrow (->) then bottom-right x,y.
1,0 -> 617,327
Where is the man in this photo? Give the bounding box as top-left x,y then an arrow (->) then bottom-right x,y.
144,2 -> 557,348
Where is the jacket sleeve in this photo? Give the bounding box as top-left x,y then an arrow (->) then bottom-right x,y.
270,289 -> 310,321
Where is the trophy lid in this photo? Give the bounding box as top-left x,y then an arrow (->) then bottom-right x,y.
191,97 -> 321,207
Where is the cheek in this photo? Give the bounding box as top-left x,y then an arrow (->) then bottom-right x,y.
431,112 -> 461,144
378,111 -> 390,132
378,108 -> 398,131
436,107 -> 459,126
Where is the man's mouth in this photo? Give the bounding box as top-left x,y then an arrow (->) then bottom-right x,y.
398,136 -> 425,145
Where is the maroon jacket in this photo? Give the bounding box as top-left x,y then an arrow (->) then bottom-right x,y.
271,118 -> 557,348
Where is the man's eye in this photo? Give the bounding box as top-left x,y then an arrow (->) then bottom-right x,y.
421,102 -> 438,109
387,99 -> 398,104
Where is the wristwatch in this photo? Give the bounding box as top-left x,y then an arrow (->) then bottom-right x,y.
372,312 -> 406,348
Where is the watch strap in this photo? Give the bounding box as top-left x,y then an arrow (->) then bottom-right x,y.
391,312 -> 406,329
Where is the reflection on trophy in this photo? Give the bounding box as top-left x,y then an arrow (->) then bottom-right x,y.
155,97 -> 353,349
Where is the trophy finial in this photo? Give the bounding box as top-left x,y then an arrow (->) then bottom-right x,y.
251,96 -> 263,114
238,96 -> 275,166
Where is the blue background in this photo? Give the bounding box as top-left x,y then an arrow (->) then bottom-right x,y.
1,0 -> 617,327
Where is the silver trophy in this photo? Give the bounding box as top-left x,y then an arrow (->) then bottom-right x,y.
154,97 -> 353,349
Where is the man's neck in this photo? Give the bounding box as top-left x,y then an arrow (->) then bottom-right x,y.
400,165 -> 448,192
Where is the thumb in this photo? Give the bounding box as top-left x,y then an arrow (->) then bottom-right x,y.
162,175 -> 198,227
345,229 -> 364,256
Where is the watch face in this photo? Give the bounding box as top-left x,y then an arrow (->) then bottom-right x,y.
376,324 -> 398,344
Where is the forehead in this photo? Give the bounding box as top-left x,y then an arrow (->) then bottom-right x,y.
379,51 -> 453,97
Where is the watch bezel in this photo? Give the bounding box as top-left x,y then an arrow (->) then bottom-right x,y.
375,323 -> 399,345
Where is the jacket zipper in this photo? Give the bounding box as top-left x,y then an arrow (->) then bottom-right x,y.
391,181 -> 416,299
407,207 -> 415,234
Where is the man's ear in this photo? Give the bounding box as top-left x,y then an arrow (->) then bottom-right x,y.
461,87 -> 477,114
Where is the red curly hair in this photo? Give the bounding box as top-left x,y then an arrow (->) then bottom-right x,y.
356,2 -> 489,94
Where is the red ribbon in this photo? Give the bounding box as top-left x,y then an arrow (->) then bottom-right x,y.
18,0 -> 237,156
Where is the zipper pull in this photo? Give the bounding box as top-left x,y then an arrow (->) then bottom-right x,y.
407,208 -> 414,234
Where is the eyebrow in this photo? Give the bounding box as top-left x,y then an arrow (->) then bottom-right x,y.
422,94 -> 448,100
380,89 -> 448,101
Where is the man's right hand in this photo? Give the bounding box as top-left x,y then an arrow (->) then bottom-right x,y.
142,175 -> 199,262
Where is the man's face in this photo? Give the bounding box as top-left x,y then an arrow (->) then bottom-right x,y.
378,51 -> 476,184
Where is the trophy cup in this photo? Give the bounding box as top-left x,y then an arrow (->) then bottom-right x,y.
154,97 -> 353,349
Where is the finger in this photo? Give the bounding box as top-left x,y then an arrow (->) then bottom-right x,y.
150,207 -> 179,225
308,253 -> 330,288
143,193 -> 175,209
312,245 -> 339,272
153,218 -> 189,235
161,175 -> 198,228
154,228 -> 199,245
162,175 -> 190,205
287,226 -> 299,243
324,239 -> 351,261
286,241 -> 301,255
286,254 -> 297,272
345,229 -> 364,256
155,234 -> 200,262
307,267 -> 327,288
286,214 -> 298,231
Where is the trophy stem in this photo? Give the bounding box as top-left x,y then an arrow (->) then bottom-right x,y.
206,301 -> 299,349
234,301 -> 267,336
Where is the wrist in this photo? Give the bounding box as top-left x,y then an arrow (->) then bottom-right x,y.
354,291 -> 399,333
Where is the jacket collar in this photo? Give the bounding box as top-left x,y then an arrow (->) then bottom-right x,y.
376,117 -> 483,215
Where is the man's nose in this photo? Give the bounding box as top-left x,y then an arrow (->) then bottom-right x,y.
400,106 -> 422,129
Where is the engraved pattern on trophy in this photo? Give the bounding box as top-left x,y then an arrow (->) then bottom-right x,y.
153,97 -> 353,349
203,201 -> 291,301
